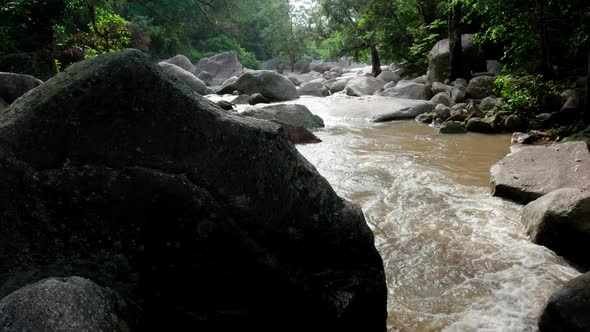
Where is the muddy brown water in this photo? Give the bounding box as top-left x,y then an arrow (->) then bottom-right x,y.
216,93 -> 580,331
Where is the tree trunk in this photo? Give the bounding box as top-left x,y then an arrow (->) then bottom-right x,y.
370,37 -> 382,77
448,2 -> 463,80
537,0 -> 553,78
585,50 -> 590,123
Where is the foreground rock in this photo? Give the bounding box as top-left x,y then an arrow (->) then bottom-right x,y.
0,277 -> 136,331
0,72 -> 43,103
345,76 -> 386,96
197,52 -> 243,85
243,104 -> 324,129
539,272 -> 590,331
491,142 -> 590,204
236,70 -> 299,101
522,188 -> 590,269
0,50 -> 386,331
158,62 -> 209,95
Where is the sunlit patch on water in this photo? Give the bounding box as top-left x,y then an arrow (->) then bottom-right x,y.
291,95 -> 579,332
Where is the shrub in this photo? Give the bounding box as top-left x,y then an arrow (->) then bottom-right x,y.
494,75 -> 566,114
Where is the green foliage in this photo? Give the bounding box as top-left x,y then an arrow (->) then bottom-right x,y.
84,8 -> 130,58
408,19 -> 445,67
494,75 -> 565,114
190,35 -> 260,69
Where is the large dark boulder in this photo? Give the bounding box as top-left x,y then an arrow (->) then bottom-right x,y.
236,70 -> 299,101
539,272 -> 590,331
197,52 -> 244,85
491,142 -> 590,204
0,72 -> 43,104
522,188 -> 590,269
242,104 -> 325,129
427,34 -> 483,83
0,277 -> 137,331
0,50 -> 386,332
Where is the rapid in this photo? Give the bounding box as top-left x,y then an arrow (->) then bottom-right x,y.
290,95 -> 579,331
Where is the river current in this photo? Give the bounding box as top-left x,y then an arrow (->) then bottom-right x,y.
225,93 -> 580,331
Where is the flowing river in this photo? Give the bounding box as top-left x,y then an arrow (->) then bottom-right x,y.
222,93 -> 581,331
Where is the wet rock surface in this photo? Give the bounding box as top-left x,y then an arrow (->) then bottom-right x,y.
491,142 -> 590,204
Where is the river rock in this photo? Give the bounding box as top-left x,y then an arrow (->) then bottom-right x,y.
249,92 -> 270,105
216,100 -> 235,111
480,96 -> 504,112
326,77 -> 351,94
197,52 -> 243,85
345,76 -> 386,97
377,71 -> 400,84
261,58 -> 279,71
236,70 -> 299,101
438,121 -> 467,134
0,72 -> 43,104
162,54 -> 195,73
294,60 -> 311,74
504,113 -> 529,132
453,78 -> 468,87
197,71 -> 213,85
431,92 -> 451,106
216,76 -> 238,94
465,117 -> 495,133
311,62 -> 333,74
523,188 -> 590,268
371,102 -> 434,122
243,104 -> 324,128
487,60 -> 503,76
381,83 -> 432,100
158,62 -> 209,95
230,94 -> 250,105
299,80 -> 329,97
0,49 -> 387,331
416,112 -> 435,124
451,86 -> 466,103
0,277 -> 136,331
428,34 -> 483,83
432,82 -> 453,95
434,104 -> 451,122
491,142 -> 590,204
466,76 -> 496,99
270,120 -> 322,145
539,272 -> 590,331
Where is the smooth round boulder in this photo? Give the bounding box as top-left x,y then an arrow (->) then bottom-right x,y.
242,104 -> 324,129
465,117 -> 495,133
299,80 -> 329,97
480,96 -> 504,112
197,52 -> 244,85
216,76 -> 239,95
294,60 -> 311,74
466,76 -> 496,99
162,54 -> 195,73
522,188 -> 590,269
236,70 -> 299,101
345,76 -> 386,97
428,34 -> 483,83
416,112 -> 435,124
434,104 -> 451,121
249,92 -> 270,105
0,277 -> 136,332
504,113 -> 529,132
381,83 -> 433,100
438,121 -> 467,134
158,62 -> 208,95
431,92 -> 451,106
0,72 -> 43,104
539,272 -> 590,331
197,71 -> 213,86
376,70 -> 400,84
371,102 -> 434,122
